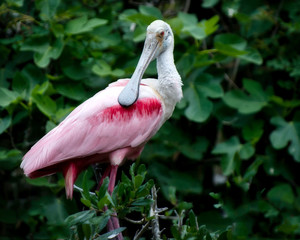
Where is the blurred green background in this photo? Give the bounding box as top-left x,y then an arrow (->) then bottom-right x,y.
1,0 -> 300,239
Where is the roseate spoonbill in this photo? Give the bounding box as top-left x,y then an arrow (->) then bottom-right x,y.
21,20 -> 182,200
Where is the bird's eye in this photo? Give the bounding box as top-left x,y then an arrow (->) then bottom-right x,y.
159,31 -> 164,37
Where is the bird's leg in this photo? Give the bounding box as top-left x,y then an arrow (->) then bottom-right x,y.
95,164 -> 123,239
107,165 -> 123,240
108,165 -> 118,194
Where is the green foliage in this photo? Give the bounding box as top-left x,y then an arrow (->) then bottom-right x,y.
1,0 -> 300,239
65,163 -> 156,239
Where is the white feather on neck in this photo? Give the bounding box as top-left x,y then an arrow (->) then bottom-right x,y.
156,44 -> 182,116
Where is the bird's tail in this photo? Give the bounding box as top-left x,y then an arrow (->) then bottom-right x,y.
63,162 -> 79,199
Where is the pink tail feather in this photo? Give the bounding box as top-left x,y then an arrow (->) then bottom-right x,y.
63,163 -> 79,199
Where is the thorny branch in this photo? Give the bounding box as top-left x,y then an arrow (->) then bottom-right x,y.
151,186 -> 162,240
133,221 -> 151,240
73,184 -> 96,196
124,217 -> 145,225
133,186 -> 167,240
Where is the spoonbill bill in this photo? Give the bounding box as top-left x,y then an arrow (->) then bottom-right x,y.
21,20 -> 182,200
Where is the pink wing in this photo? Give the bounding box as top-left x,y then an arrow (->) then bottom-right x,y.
21,80 -> 164,177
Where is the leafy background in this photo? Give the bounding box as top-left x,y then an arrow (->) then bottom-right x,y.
1,0 -> 300,239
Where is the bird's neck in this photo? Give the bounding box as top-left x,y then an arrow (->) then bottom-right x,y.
157,48 -> 179,83
156,48 -> 182,102
156,47 -> 183,120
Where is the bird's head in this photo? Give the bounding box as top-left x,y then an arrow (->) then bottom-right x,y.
146,20 -> 174,59
118,20 -> 174,108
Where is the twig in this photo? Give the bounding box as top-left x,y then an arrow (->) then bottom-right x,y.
133,186 -> 168,240
183,0 -> 191,13
151,186 -> 162,240
156,207 -> 168,213
124,217 -> 145,225
175,210 -> 185,229
231,58 -> 240,83
272,0 -> 285,37
133,220 -> 151,240
158,215 -> 179,220
73,184 -> 96,196
224,73 -> 239,89
202,39 -> 240,90
8,126 -> 18,150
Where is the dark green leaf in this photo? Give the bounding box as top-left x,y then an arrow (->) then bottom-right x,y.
0,149 -> 22,170
149,163 -> 202,194
223,90 -> 266,114
267,184 -> 295,208
180,137 -> 209,160
65,210 -> 95,226
97,177 -> 109,200
134,175 -> 144,189
0,88 -> 19,107
202,0 -> 219,8
33,37 -> 64,68
20,35 -> 49,53
92,60 -> 125,77
242,119 -> 264,143
171,226 -> 181,239
55,83 -> 87,101
270,117 -> 300,162
214,33 -> 248,56
206,232 -> 213,240
178,12 -> 208,40
243,157 -> 264,181
188,210 -> 198,229
26,178 -> 57,187
276,216 -> 300,234
139,5 -> 162,19
51,22 -> 64,38
202,15 -> 220,36
60,59 -> 89,80
35,0 -> 60,21
131,198 -> 153,206
212,136 -> 241,175
239,143 -> 255,160
184,84 -> 213,122
87,215 -> 110,232
178,12 -> 198,26
121,172 -> 131,186
0,115 -> 11,134
197,74 -> 224,98
31,94 -> 56,118
82,224 -> 91,240
129,162 -> 136,180
239,47 -> 263,65
43,198 -> 68,224
223,79 -> 269,114
217,230 -> 233,240
81,171 -> 91,201
95,227 -> 126,240
65,16 -> 108,35
81,199 -> 91,208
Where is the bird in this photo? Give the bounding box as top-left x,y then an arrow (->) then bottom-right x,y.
21,20 -> 182,200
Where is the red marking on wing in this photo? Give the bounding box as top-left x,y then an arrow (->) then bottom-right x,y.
89,98 -> 162,124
